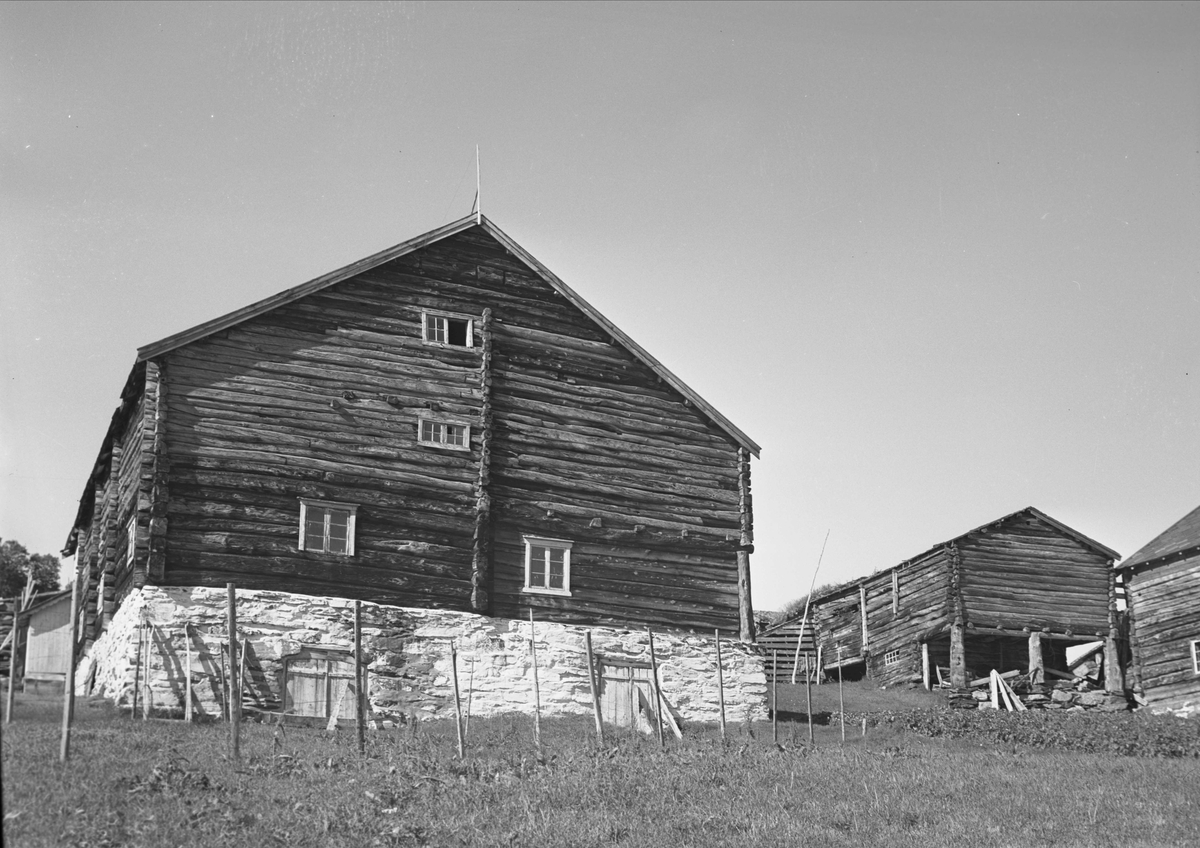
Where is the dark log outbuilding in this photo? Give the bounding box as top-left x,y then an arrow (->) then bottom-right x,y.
63,214 -> 761,648
1119,505 -> 1200,715
799,508 -> 1122,690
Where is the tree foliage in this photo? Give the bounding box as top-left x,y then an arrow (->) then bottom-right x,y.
0,539 -> 62,598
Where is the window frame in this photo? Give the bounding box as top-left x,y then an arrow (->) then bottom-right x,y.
883,649 -> 902,667
1192,640 -> 1200,675
417,416 -> 472,452
298,499 -> 358,556
125,514 -> 137,567
522,536 -> 573,597
421,309 -> 475,349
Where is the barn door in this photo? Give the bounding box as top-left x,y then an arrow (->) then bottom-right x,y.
598,659 -> 656,731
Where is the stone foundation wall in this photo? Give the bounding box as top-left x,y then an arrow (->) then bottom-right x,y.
80,587 -> 768,726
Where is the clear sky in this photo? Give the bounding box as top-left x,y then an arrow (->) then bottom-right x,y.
2,1 -> 1197,608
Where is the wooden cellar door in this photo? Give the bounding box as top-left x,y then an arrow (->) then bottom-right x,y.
598,658 -> 656,732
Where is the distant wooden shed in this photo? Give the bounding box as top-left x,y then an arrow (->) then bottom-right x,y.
757,617 -> 816,683
806,508 -> 1123,690
22,591 -> 73,693
1119,505 -> 1200,715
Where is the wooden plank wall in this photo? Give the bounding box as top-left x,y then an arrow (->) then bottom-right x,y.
957,514 -> 1111,636
861,552 -> 950,685
153,228 -> 746,631
757,620 -> 816,683
1126,552 -> 1200,710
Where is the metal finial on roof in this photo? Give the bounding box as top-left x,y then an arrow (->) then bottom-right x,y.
473,145 -> 481,225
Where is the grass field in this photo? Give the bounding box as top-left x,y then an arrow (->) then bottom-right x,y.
4,687 -> 1199,848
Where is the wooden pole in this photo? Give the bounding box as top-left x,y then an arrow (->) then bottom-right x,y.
585,631 -> 604,747
528,610 -> 541,757
715,629 -> 727,745
184,625 -> 193,723
791,530 -> 829,683
59,576 -> 81,762
1027,631 -> 1044,685
131,619 -> 142,720
218,635 -> 228,722
837,646 -> 845,744
142,624 -> 153,720
451,642 -> 465,759
354,601 -> 365,756
805,652 -> 813,744
647,628 -> 665,749
921,641 -> 931,690
227,583 -> 240,762
464,658 -> 474,740
771,649 -> 778,744
6,600 -> 18,724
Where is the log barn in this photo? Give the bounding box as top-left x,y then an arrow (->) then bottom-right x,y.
62,212 -> 761,668
800,508 -> 1123,690
1119,505 -> 1200,716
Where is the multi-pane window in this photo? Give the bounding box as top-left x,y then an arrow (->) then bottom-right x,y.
523,536 -> 572,596
299,500 -> 357,555
422,312 -> 473,347
418,418 -> 470,450
884,650 -> 902,667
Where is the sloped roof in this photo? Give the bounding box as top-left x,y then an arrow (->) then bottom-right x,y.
1121,505 -> 1200,570
802,506 -> 1119,608
136,213 -> 759,456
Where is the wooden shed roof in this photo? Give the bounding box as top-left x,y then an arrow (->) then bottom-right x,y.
1121,504 -> 1200,570
804,506 -> 1119,606
136,214 -> 759,456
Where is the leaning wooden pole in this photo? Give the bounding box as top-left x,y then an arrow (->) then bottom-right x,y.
184,625 -> 193,723
451,642 -> 465,759
715,629 -> 727,744
647,628 -> 665,749
6,599 -> 18,724
227,583 -> 240,762
354,601 -> 365,756
838,648 -> 846,744
585,630 -> 604,747
528,610 -> 541,757
791,530 -> 829,684
59,575 -> 81,762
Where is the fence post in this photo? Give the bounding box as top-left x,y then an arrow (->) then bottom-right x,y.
227,584 -> 240,762
715,629 -> 726,745
585,630 -> 604,747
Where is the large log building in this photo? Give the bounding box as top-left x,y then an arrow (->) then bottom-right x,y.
802,508 -> 1123,690
1119,505 -> 1200,716
63,214 -> 761,653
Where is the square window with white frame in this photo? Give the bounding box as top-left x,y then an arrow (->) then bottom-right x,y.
299,500 -> 357,556
418,418 -> 470,451
883,649 -> 902,667
523,536 -> 572,596
422,311 -> 474,348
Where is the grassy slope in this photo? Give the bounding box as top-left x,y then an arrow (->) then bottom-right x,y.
3,692 -> 1199,848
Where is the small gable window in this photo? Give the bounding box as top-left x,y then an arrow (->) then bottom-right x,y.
422,311 -> 473,348
299,500 -> 357,556
523,536 -> 572,596
418,418 -> 470,451
126,515 -> 137,566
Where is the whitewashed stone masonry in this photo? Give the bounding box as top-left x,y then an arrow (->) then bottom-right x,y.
79,587 -> 768,725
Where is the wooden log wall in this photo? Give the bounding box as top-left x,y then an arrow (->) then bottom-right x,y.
470,309 -> 494,613
151,227 -> 747,630
956,513 -> 1111,636
1125,551 -> 1200,711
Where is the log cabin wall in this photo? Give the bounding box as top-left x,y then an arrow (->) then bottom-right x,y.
425,230 -> 744,632
861,551 -> 950,685
1124,551 -> 1200,712
148,227 -> 746,631
956,513 -> 1111,637
157,250 -> 485,609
